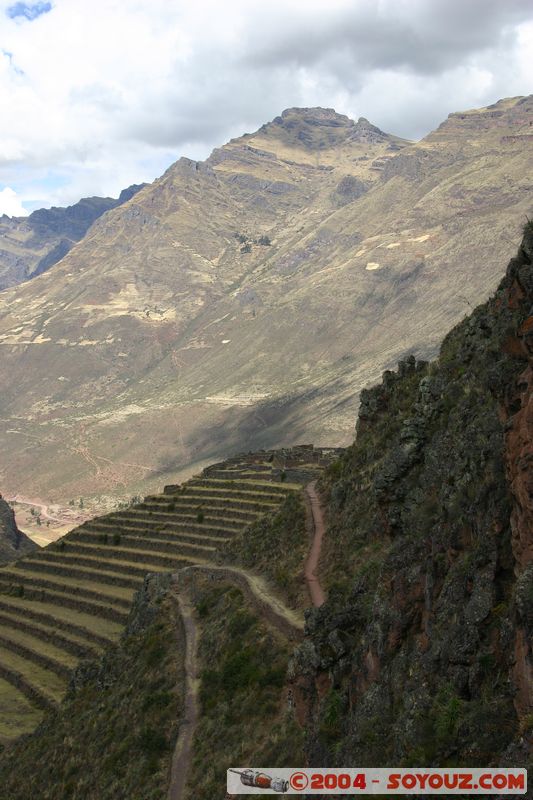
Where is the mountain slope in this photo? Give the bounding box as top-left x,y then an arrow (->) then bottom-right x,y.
0,98 -> 531,509
0,184 -> 146,290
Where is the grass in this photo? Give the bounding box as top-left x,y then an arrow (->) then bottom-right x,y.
0,596 -> 124,640
0,625 -> 78,670
37,544 -> 200,568
76,529 -> 228,549
0,610 -> 100,658
0,678 -> 43,742
0,648 -> 66,702
1,568 -> 137,602
143,496 -> 275,511
82,518 -> 243,534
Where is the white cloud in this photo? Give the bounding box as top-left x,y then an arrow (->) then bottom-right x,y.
0,0 -> 531,211
0,186 -> 29,215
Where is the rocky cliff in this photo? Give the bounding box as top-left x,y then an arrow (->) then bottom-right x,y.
0,496 -> 37,564
0,98 -> 531,510
0,184 -> 146,290
291,225 -> 533,767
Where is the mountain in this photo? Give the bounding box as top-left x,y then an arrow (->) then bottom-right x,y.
0,97 -> 532,510
0,184 -> 146,290
0,226 -> 531,794
0,495 -> 37,564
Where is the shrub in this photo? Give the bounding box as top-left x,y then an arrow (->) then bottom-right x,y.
137,727 -> 168,755
141,691 -> 173,712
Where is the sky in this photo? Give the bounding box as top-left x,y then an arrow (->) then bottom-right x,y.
0,0 -> 532,216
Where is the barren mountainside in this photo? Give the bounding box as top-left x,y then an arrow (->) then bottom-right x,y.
0,97 -> 532,509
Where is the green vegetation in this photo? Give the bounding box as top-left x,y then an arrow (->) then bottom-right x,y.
220,492 -> 308,607
319,687 -> 344,745
185,582 -> 304,800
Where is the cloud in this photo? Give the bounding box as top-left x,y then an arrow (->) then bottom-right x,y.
0,186 -> 29,215
243,0 -> 533,75
7,1 -> 52,21
0,0 -> 531,211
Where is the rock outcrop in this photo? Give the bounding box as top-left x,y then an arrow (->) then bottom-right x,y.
0,496 -> 37,564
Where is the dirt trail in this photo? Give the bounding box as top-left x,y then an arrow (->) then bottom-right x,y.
168,591 -> 200,800
175,564 -> 304,640
304,481 -> 327,607
167,561 -> 305,799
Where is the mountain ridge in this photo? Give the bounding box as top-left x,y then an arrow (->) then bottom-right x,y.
0,183 -> 147,290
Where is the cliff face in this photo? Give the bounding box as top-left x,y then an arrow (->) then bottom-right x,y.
0,496 -> 37,564
293,227 -> 533,767
501,234 -> 533,726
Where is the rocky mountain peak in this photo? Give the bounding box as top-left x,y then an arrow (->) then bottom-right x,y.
254,106 -> 359,150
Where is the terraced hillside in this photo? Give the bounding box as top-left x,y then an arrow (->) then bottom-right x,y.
0,447 -> 333,742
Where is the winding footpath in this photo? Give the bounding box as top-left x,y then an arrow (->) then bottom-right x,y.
168,481 -> 328,800
304,481 -> 327,607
